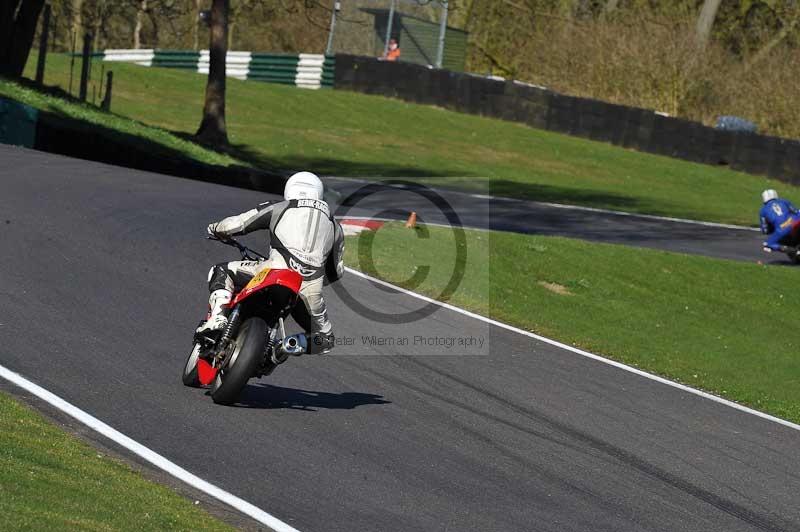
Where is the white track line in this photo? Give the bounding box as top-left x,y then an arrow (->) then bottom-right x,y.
324,176 -> 758,232
534,201 -> 758,231
345,267 -> 800,433
0,364 -> 300,532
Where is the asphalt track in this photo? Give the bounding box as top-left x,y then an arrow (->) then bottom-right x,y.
325,177 -> 770,264
1,144 -> 799,532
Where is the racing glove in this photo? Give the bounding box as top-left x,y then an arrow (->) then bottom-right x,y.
207,222 -> 229,240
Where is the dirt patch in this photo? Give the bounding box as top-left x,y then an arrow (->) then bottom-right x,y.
538,281 -> 573,296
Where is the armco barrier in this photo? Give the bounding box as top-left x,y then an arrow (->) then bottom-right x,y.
101,50 -> 334,89
333,54 -> 800,185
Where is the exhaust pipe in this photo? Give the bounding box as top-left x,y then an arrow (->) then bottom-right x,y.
270,333 -> 309,365
278,334 -> 308,358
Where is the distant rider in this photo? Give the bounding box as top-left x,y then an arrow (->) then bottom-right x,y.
198,172 -> 344,354
759,189 -> 800,252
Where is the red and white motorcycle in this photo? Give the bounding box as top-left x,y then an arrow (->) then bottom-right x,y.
182,237 -> 308,405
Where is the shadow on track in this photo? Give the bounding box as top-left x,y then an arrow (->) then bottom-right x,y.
233,383 -> 391,411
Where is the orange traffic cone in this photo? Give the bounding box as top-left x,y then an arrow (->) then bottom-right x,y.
405,211 -> 417,228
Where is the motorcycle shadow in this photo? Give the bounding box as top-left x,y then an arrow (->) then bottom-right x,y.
764,258 -> 799,267
229,383 -> 391,411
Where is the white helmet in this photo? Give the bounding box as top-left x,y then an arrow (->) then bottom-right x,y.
284,171 -> 323,201
762,189 -> 778,203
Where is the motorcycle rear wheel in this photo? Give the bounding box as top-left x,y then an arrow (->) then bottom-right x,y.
210,317 -> 266,405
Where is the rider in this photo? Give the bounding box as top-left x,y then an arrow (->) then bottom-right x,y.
760,189 -> 800,252
198,171 -> 344,354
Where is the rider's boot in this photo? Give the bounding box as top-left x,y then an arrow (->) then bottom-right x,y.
196,289 -> 232,335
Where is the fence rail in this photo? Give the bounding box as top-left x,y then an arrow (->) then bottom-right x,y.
101,50 -> 335,89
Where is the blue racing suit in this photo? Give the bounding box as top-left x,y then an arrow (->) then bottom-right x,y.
760,198 -> 800,251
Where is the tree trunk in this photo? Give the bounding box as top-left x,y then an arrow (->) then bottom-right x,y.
0,1 -> 18,50
148,9 -> 160,48
134,0 -> 147,49
196,0 -> 230,147
0,0 -> 46,77
71,0 -> 83,42
92,7 -> 102,51
695,0 -> 723,48
192,0 -> 201,51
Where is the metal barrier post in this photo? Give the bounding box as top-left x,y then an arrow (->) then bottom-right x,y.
325,1 -> 341,56
68,32 -> 76,95
101,71 -> 113,111
383,0 -> 396,58
435,0 -> 448,68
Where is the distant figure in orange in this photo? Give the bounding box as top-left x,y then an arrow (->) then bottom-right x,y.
382,38 -> 401,61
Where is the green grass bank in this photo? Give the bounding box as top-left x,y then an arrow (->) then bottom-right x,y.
344,223 -> 800,423
0,79 -> 238,168
0,391 -> 233,531
17,52 -> 800,226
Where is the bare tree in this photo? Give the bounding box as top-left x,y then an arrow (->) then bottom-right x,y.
72,0 -> 84,41
695,0 -> 722,47
134,0 -> 147,49
193,0 -> 202,50
90,0 -> 105,49
196,0 -> 230,146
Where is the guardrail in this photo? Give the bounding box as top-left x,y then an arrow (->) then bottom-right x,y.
101,49 -> 334,89
333,55 -> 800,185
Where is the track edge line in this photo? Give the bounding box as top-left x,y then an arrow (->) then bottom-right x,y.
0,364 -> 301,532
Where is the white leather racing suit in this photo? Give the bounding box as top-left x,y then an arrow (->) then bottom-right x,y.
207,198 -> 344,335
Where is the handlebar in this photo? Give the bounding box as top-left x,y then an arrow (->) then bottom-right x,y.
207,235 -> 267,261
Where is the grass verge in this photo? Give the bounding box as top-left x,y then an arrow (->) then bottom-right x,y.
0,391 -> 233,531
0,78 -> 239,168
21,53 -> 800,226
345,223 -> 800,423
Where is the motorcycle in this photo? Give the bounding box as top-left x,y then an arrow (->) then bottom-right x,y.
182,236 -> 309,405
762,218 -> 800,263
777,245 -> 800,263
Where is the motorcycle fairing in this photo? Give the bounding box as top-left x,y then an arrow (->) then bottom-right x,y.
230,268 -> 303,307
198,358 -> 218,385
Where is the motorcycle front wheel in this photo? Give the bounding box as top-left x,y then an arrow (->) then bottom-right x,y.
210,317 -> 266,405
182,343 -> 202,387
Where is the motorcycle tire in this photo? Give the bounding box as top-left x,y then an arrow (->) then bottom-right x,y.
182,343 -> 202,387
210,317 -> 266,405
